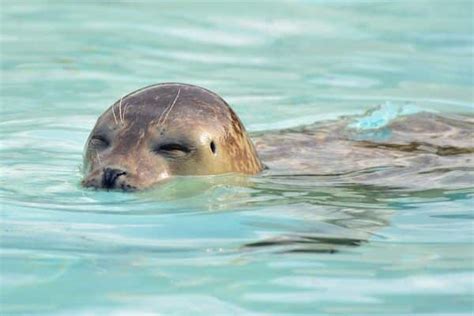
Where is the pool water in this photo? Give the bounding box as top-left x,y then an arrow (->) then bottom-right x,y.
1,1 -> 473,315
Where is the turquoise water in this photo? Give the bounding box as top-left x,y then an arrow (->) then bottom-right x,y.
1,1 -> 473,315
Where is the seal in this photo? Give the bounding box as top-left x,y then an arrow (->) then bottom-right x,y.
82,83 -> 264,191
82,82 -> 474,192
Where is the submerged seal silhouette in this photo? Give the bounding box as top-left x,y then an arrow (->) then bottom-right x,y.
82,83 -> 264,191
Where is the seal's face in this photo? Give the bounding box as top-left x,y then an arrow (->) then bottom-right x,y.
82,83 -> 263,191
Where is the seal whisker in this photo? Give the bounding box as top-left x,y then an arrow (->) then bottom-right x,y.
122,103 -> 129,123
119,96 -> 124,124
155,89 -> 178,127
159,88 -> 181,128
111,103 -> 118,125
95,150 -> 102,166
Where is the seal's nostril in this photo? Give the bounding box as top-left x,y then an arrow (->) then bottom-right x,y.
102,167 -> 127,189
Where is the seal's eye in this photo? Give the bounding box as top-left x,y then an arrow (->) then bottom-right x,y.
155,143 -> 191,157
90,135 -> 109,148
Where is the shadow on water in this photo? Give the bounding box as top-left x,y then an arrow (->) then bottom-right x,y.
243,234 -> 365,254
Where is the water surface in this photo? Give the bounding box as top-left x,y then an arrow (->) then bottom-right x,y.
1,1 -> 473,315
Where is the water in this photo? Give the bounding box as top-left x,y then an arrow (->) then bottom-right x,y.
1,1 -> 473,315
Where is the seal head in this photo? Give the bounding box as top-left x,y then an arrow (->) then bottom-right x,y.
82,83 -> 263,191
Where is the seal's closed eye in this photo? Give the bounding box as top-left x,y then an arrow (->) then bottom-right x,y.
90,135 -> 110,148
154,143 -> 192,158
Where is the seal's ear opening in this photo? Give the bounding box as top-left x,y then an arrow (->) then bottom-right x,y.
210,141 -> 216,154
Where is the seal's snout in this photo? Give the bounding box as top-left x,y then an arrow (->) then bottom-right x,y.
102,167 -> 127,189
82,166 -> 138,192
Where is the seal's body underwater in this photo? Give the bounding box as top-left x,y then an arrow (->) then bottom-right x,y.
82,83 -> 263,191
